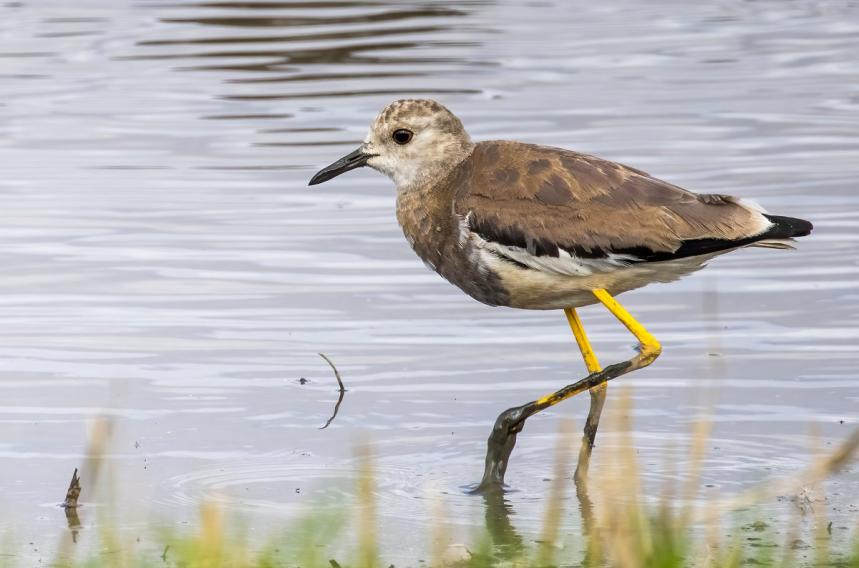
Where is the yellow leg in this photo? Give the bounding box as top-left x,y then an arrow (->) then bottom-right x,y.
591,288 -> 662,365
476,288 -> 662,491
532,290 -> 660,410
536,308 -> 600,407
563,308 -> 607,485
564,307 -> 601,373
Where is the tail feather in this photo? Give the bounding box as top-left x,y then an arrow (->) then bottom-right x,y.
750,238 -> 796,250
606,212 -> 811,264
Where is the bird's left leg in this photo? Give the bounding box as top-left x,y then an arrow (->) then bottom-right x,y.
474,289 -> 661,493
562,307 -> 607,486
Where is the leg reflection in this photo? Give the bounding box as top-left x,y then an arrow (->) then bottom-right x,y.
481,489 -> 524,560
575,473 -> 601,566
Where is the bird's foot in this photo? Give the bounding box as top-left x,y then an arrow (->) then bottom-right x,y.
473,402 -> 536,493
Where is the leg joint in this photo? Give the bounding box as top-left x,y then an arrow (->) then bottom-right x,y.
639,338 -> 662,366
591,288 -> 662,366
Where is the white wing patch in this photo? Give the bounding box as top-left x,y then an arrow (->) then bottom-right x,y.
467,227 -> 636,277
457,210 -> 473,246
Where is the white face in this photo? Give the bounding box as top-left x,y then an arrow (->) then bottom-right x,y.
362,101 -> 473,189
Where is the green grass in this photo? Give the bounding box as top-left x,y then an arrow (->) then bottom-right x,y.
14,408 -> 859,567
51,498 -> 859,568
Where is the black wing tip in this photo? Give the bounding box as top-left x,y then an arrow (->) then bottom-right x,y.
637,214 -> 814,263
763,214 -> 813,238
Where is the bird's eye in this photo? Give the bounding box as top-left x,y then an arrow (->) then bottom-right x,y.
392,129 -> 413,145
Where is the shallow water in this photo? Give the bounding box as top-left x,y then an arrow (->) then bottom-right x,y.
1,0 -> 858,563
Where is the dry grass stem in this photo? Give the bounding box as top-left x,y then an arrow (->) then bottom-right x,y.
356,443 -> 378,568
536,419 -> 574,566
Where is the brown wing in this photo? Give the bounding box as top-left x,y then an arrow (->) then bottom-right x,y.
453,140 -> 782,261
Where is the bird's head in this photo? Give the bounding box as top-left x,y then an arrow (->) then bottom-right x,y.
309,99 -> 473,190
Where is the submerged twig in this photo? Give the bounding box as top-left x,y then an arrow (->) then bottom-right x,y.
318,352 -> 346,430
55,418 -> 114,558
62,468 -> 81,509
61,467 -> 82,542
318,352 -> 345,392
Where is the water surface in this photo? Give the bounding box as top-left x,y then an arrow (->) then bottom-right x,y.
1,0 -> 858,563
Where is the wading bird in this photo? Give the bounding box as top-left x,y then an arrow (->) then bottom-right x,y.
308,99 -> 812,491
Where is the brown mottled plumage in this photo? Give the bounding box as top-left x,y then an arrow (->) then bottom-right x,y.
310,99 -> 812,310
457,141 -> 767,252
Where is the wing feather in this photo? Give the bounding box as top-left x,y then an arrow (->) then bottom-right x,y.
453,141 -> 776,266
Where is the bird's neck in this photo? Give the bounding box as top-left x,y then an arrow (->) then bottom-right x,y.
395,148 -> 472,272
394,142 -> 474,194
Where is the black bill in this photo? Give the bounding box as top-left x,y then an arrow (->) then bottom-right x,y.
308,146 -> 374,186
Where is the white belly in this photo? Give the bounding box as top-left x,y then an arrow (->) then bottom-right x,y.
480,248 -> 717,310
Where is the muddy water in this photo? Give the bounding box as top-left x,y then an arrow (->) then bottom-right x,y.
1,0 -> 858,563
